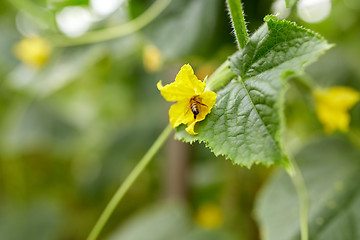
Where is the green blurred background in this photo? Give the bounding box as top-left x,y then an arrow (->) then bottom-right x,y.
0,0 -> 360,239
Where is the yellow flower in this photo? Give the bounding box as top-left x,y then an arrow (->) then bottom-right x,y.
13,37 -> 51,68
157,64 -> 217,135
143,45 -> 163,73
314,86 -> 360,133
194,203 -> 224,229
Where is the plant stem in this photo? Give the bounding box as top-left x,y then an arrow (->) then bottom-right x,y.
288,159 -> 309,240
227,0 -> 249,49
206,60 -> 236,92
52,0 -> 172,47
87,124 -> 173,240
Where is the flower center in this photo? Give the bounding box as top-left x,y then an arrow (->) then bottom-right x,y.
190,96 -> 207,119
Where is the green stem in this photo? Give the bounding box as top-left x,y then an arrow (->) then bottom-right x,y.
206,60 -> 236,92
288,158 -> 309,240
51,0 -> 172,47
227,0 -> 249,49
87,124 -> 173,240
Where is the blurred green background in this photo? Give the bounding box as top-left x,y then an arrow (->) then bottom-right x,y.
0,0 -> 360,239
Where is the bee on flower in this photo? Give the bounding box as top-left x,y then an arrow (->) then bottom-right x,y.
157,64 -> 217,135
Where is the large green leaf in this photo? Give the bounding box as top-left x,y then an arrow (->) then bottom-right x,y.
255,137 -> 360,240
175,16 -> 331,167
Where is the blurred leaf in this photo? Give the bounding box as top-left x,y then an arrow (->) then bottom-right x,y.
285,0 -> 297,8
7,45 -> 106,97
141,0 -> 222,59
255,137 -> 360,240
0,200 -> 63,240
128,0 -> 152,17
0,14 -> 19,76
10,0 -> 56,29
2,102 -> 78,154
305,48 -> 360,89
351,103 -> 360,129
180,228 -> 236,240
47,0 -> 89,10
95,119 -> 164,188
107,201 -> 236,240
176,15 -> 331,167
107,202 -> 192,240
283,77 -> 322,145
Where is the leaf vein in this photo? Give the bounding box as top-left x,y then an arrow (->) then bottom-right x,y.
240,80 -> 278,150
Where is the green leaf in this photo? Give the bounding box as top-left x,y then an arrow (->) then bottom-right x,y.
285,0 -> 297,8
226,0 -> 248,49
107,202 -> 192,240
107,202 -> 236,240
255,137 -> 360,240
7,45 -> 107,97
175,15 -> 331,167
142,0 -> 222,60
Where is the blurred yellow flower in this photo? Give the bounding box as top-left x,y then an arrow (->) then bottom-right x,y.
314,86 -> 360,133
195,64 -> 216,81
157,64 -> 217,135
143,44 -> 162,73
14,37 -> 51,68
195,203 -> 224,229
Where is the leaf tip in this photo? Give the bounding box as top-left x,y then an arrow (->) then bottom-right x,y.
263,14 -> 277,22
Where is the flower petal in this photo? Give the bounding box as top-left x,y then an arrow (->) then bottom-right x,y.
316,103 -> 350,133
194,91 -> 217,122
157,64 -> 217,135
314,86 -> 360,133
186,120 -> 197,135
174,64 -> 206,95
315,87 -> 360,110
157,64 -> 206,102
157,80 -> 194,102
185,91 -> 217,135
169,99 -> 194,128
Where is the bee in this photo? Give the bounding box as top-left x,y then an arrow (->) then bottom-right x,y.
189,96 -> 208,119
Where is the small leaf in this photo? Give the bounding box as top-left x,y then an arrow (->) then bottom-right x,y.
175,15 -> 331,167
255,137 -> 360,240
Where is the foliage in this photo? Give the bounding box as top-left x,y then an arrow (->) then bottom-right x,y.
176,16 -> 331,167
0,0 -> 360,240
256,137 -> 360,240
